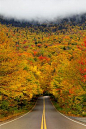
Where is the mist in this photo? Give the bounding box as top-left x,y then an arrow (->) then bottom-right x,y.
0,0 -> 86,22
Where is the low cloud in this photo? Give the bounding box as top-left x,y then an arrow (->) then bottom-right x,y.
0,0 -> 86,22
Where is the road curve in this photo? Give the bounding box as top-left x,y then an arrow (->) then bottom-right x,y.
0,97 -> 43,129
45,96 -> 86,129
0,96 -> 86,129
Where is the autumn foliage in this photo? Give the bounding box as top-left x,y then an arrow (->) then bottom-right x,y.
0,22 -> 86,118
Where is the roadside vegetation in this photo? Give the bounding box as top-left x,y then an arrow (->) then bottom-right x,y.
0,22 -> 86,120
0,96 -> 37,121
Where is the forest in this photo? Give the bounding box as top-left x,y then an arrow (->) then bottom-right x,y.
0,21 -> 86,121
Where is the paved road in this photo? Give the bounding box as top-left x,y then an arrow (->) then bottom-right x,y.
0,96 -> 86,129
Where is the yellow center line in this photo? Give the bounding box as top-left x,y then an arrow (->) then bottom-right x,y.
41,97 -> 47,129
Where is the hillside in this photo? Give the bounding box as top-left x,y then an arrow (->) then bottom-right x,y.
0,19 -> 86,120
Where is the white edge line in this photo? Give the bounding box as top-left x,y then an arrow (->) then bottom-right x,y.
59,111 -> 86,127
0,99 -> 38,127
50,98 -> 86,127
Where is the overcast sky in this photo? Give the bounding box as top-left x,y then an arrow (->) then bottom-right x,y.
0,0 -> 86,22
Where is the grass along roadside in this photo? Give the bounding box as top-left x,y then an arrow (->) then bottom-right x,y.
0,97 -> 38,122
50,96 -> 86,117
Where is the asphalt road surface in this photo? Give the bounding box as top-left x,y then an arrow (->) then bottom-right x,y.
0,96 -> 86,129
